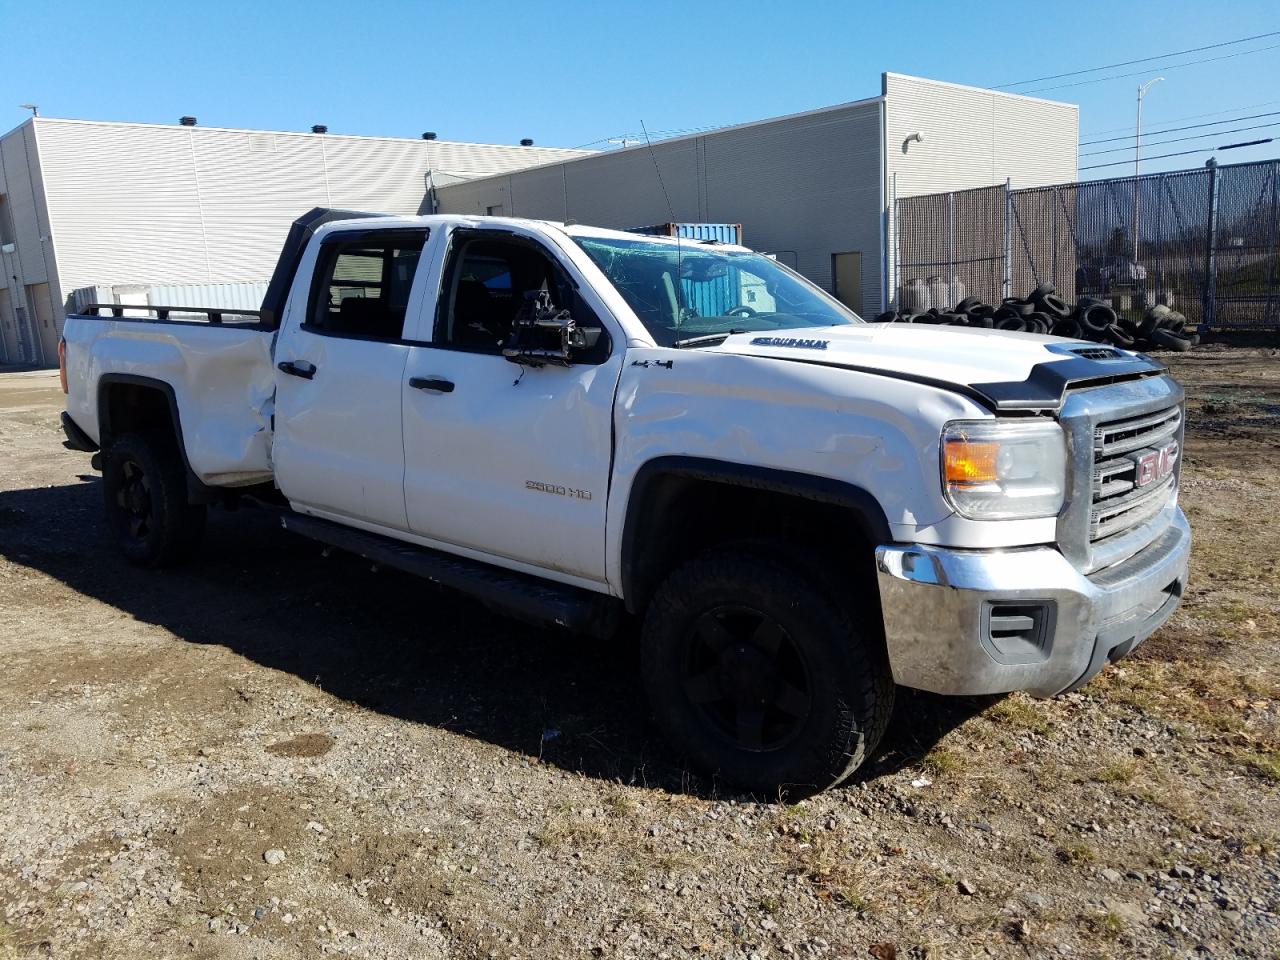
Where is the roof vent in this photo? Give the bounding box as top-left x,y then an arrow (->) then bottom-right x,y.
179,116 -> 197,127
311,124 -> 328,134
421,131 -> 437,141
520,138 -> 534,146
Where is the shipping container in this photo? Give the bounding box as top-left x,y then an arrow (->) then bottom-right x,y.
629,222 -> 744,245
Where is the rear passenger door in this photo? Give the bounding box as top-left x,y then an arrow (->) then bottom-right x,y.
272,227 -> 429,530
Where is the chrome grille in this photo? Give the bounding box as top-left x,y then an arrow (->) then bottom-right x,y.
1089,405 -> 1181,544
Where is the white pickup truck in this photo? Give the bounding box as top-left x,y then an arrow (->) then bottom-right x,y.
60,208 -> 1190,794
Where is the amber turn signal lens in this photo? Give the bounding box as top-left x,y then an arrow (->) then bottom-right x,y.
943,439 -> 999,485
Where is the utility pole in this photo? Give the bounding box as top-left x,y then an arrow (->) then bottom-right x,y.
1133,77 -> 1164,263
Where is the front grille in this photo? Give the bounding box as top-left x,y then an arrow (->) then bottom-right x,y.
1089,405 -> 1182,543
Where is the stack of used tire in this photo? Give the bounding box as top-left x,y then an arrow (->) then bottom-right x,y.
872,284 -> 1198,351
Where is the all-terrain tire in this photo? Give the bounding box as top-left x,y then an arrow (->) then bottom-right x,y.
101,431 -> 207,567
640,545 -> 894,796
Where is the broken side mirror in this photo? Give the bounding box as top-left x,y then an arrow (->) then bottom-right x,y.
502,289 -> 599,366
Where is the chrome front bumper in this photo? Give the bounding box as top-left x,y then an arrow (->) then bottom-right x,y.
874,506 -> 1190,697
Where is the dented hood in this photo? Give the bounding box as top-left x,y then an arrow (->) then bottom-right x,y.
705,323 -> 1167,412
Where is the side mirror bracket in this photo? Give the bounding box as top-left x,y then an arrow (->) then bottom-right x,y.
502,289 -> 597,367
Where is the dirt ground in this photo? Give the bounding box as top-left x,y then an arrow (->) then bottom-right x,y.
1,349 -> 1277,960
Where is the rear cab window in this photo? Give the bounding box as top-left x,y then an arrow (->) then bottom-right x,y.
306,230 -> 428,341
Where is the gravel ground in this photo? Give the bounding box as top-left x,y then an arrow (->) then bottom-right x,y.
1,348 -> 1278,960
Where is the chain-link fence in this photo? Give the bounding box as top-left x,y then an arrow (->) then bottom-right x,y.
894,158 -> 1280,329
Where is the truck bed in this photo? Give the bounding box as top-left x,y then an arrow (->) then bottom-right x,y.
61,305 -> 276,488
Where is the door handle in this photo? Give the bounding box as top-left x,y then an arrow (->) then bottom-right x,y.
409,377 -> 455,393
277,360 -> 316,380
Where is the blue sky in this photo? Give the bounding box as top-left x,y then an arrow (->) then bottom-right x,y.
2,0 -> 1278,179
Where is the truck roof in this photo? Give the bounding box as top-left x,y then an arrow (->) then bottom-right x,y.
319,213 -> 750,251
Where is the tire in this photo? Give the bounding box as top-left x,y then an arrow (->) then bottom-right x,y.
1030,283 -> 1056,299
1002,297 -> 1035,317
1024,312 -> 1053,335
1034,293 -> 1071,318
1150,328 -> 1192,352
1105,323 -> 1136,349
1137,307 -> 1166,338
955,296 -> 983,314
1077,302 -> 1117,337
640,545 -> 894,796
873,311 -> 899,324
101,431 -> 206,567
996,316 -> 1027,332
1051,317 -> 1081,338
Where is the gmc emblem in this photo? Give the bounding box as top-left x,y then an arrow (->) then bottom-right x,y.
1134,442 -> 1178,488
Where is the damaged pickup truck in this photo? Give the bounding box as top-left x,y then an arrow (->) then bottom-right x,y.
60,209 -> 1190,793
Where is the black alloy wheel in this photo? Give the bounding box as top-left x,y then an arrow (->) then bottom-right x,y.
115,456 -> 155,546
682,605 -> 813,752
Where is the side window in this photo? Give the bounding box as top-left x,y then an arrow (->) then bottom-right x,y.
437,235 -> 607,360
307,231 -> 427,341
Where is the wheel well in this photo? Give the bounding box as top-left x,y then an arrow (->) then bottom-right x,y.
621,461 -> 890,617
98,377 -> 217,503
101,381 -> 176,443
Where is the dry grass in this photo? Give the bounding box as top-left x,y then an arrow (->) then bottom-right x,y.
919,746 -> 963,776
1091,760 -> 1137,784
1083,910 -> 1125,941
985,697 -> 1052,736
1056,841 -> 1096,865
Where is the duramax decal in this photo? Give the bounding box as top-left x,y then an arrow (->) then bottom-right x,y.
526,481 -> 592,501
750,337 -> 829,350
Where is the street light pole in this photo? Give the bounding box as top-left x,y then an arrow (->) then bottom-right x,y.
1133,77 -> 1164,263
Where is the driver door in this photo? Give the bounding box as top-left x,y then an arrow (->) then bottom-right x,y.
400,228 -> 622,585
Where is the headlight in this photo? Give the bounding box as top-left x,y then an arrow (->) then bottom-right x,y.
941,420 -> 1066,520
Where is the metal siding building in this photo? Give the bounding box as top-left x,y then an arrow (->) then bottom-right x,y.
0,74 -> 1078,365
438,74 -> 1078,317
0,118 -> 590,365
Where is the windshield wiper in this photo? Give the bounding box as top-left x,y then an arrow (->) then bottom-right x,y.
671,329 -> 746,349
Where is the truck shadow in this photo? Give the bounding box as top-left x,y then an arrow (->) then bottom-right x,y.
0,478 -> 992,801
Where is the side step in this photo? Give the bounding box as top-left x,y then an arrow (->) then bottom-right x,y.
280,512 -> 621,638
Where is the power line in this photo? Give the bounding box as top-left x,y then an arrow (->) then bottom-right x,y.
1080,98 -> 1280,138
1023,41 -> 1280,94
1081,109 -> 1280,146
995,30 -> 1280,89
1079,141 -> 1275,171
1080,119 -> 1280,156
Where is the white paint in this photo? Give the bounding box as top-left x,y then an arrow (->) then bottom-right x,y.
62,213 -> 1163,606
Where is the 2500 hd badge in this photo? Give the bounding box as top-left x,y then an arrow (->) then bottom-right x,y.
526,480 -> 592,500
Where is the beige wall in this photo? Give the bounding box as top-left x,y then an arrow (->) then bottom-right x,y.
439,99 -> 888,315
0,120 -> 56,364
883,73 -> 1079,307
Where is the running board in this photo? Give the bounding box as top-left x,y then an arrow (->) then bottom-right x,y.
280,513 -> 621,638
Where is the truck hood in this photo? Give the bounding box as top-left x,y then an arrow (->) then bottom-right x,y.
706,323 -> 1167,412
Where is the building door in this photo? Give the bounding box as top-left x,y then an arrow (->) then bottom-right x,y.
30,283 -> 58,364
0,288 -> 17,364
832,252 -> 862,315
